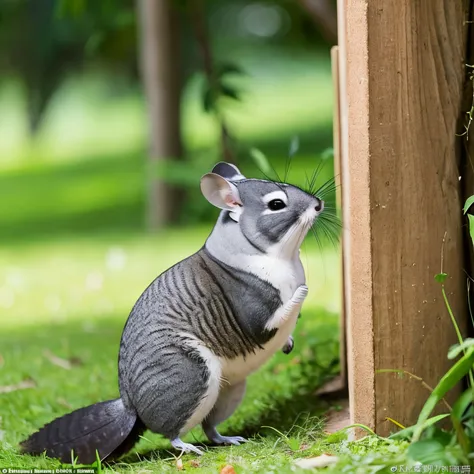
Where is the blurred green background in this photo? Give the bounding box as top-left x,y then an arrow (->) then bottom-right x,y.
0,0 -> 341,469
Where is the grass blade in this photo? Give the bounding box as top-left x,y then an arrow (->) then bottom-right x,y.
388,414 -> 450,441
413,348 -> 474,441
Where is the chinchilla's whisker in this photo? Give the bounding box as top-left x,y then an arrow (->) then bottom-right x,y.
259,168 -> 278,183
315,219 -> 340,248
319,215 -> 342,231
318,216 -> 344,238
318,220 -> 335,247
310,164 -> 323,195
303,162 -> 324,196
304,171 -> 312,192
310,226 -> 324,255
320,213 -> 342,225
317,182 -> 339,195
313,178 -> 338,198
321,208 -> 340,215
322,221 -> 345,236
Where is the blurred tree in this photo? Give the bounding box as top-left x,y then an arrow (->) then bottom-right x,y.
0,0 -> 336,226
190,0 -> 245,163
137,0 -> 183,229
0,0 -> 137,135
295,0 -> 337,44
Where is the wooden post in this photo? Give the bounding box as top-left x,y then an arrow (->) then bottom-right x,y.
338,0 -> 470,435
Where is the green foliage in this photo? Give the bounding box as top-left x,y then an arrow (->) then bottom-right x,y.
411,349 -> 474,442
463,195 -> 474,215
201,61 -> 245,118
469,214 -> 474,249
0,0 -> 138,134
407,438 -> 462,466
449,339 -> 474,360
435,272 -> 448,283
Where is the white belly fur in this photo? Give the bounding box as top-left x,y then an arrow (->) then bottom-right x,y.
219,252 -> 306,384
220,306 -> 300,385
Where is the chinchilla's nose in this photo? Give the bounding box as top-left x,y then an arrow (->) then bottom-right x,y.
315,198 -> 324,212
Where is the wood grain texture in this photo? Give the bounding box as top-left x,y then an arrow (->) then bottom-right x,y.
338,0 -> 470,435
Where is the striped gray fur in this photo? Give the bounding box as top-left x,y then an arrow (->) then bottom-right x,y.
118,248 -> 281,438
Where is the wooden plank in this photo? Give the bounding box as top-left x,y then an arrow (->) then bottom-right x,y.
331,45 -> 347,391
337,0 -> 375,433
338,0 -> 469,435
315,46 -> 348,398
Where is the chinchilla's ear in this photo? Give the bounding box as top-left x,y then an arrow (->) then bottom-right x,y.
200,173 -> 242,210
211,162 -> 246,181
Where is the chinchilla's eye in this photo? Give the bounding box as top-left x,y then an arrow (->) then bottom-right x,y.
268,199 -> 286,211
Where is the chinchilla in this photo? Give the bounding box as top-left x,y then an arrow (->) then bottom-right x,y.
21,162 -> 325,463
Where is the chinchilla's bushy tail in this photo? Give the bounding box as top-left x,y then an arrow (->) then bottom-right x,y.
20,398 -> 145,464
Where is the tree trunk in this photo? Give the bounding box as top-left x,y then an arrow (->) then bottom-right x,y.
137,0 -> 183,230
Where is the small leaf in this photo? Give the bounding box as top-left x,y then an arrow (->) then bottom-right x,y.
448,338 -> 474,359
217,63 -> 246,78
250,148 -> 272,177
85,32 -> 105,57
469,214 -> 474,248
434,272 -> 448,283
321,147 -> 335,161
288,136 -> 300,158
220,84 -> 240,102
463,195 -> 474,214
451,388 -> 474,421
423,426 -> 454,447
451,388 -> 473,453
202,86 -> 216,113
286,437 -> 300,451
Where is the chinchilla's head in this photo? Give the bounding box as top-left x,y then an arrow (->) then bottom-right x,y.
201,162 -> 324,258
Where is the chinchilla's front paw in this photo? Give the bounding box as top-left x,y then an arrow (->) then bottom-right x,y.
292,285 -> 308,304
282,336 -> 294,354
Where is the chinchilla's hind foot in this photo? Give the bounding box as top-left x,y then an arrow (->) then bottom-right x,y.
171,438 -> 204,455
204,426 -> 246,446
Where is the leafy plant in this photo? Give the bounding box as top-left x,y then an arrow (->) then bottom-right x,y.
384,196 -> 474,466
